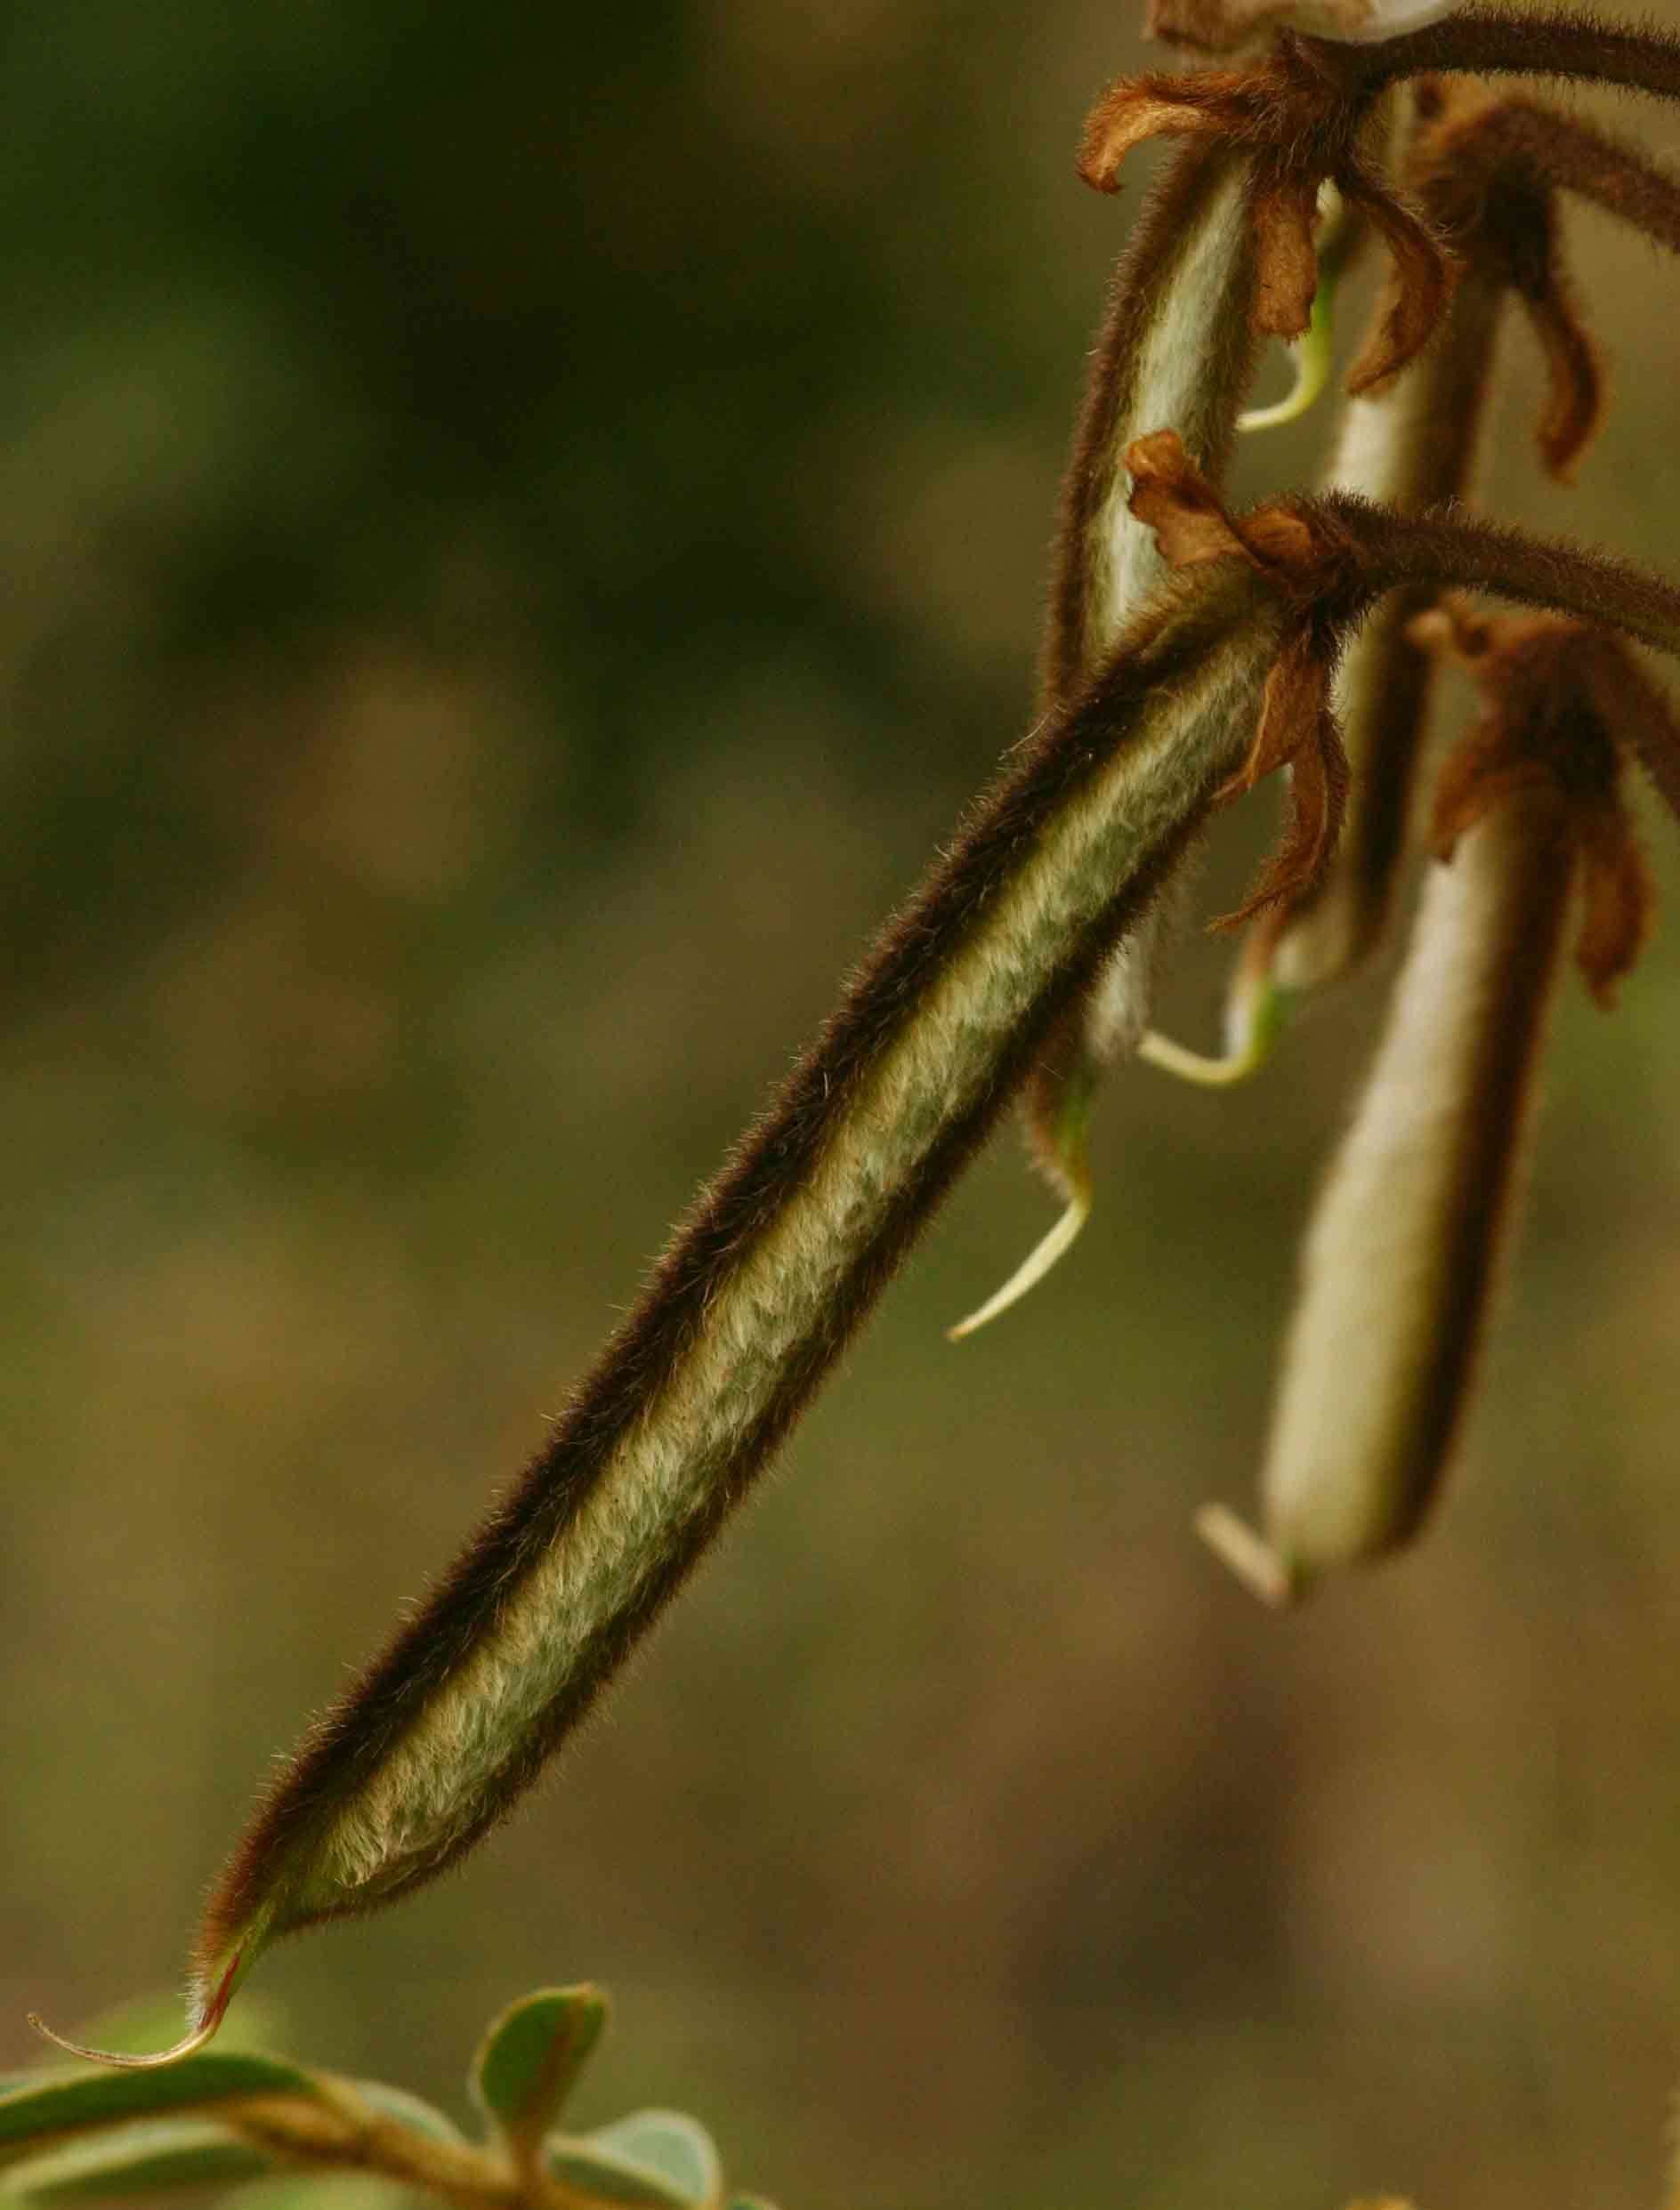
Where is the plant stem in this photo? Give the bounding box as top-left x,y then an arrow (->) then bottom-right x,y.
1330,503 -> 1680,655
1331,6 -> 1680,102
221,2086 -> 609,2210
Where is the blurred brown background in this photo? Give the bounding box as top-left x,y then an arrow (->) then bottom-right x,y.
4,4 -> 1680,2206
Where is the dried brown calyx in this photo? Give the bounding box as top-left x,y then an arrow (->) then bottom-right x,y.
1252,76 -> 1680,997
1080,36 -> 1455,391
1127,430 -> 1370,923
1086,7 -> 1680,398
1412,600 -> 1660,1000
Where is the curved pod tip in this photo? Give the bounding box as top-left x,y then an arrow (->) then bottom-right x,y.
26,1948 -> 246,2070
947,1186 -> 1092,1342
1194,1503 -> 1304,1608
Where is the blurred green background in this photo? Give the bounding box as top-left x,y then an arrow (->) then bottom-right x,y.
5,4 -> 1680,2205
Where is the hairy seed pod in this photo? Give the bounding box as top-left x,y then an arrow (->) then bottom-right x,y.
39,504 -> 1356,2062
37,486 -> 1680,2059
1201,778 -> 1573,1602
1200,607 -> 1652,1603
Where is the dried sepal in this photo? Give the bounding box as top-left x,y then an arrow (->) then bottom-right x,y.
1078,41 -> 1458,386
1573,805 -> 1654,1008
1209,640 -> 1353,925
1127,432 -> 1368,921
1124,429 -> 1256,569
1409,87 -> 1608,477
1124,430 -> 1345,584
1564,628 -> 1680,826
1217,691 -> 1351,926
1340,152 -> 1458,391
1249,165 -> 1326,335
1411,600 -> 1655,1004
1523,281 -> 1602,481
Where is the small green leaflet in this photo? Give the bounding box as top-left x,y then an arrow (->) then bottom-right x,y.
0,2054 -> 320,2173
0,2117 -> 271,2199
469,1987 -> 606,2151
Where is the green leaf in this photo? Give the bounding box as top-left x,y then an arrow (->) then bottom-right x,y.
0,2117 -> 271,2198
0,2056 -> 322,2173
545,2140 -> 691,2209
345,2084 -> 463,2148
582,2112 -> 722,2209
469,1988 -> 606,2147
727,2197 -> 781,2210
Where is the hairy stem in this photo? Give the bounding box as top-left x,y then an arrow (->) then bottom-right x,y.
1451,95 -> 1680,253
1329,5 -> 1680,102
1332,503 -> 1680,653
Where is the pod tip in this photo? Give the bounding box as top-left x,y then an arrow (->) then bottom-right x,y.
1194,1504 -> 1296,1607
947,1193 -> 1091,1342
27,1952 -> 241,2070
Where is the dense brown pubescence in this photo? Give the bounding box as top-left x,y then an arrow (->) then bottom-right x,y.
193,565 -> 1260,1973
1325,498 -> 1680,656
1336,5 -> 1680,101
1409,90 -> 1619,479
1265,75 -> 1633,978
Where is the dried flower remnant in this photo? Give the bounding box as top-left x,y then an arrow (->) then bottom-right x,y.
1082,8 -> 1680,401
1221,77 -> 1680,1028
1078,40 -> 1457,396
1199,604 -> 1658,1605
1263,74 -> 1619,1003
1127,433 -> 1369,924
968,0 -> 1680,1308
